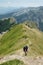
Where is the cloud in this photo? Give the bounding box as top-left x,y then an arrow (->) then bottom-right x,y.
8,2 -> 11,4
0,2 -> 13,7
0,0 -> 43,7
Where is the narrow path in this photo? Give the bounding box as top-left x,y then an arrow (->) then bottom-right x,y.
0,54 -> 29,65
0,54 -> 43,65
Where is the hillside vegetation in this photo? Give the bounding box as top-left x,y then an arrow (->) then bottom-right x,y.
0,59 -> 25,65
0,17 -> 16,33
0,22 -> 43,57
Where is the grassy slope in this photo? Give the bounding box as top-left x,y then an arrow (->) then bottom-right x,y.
0,59 -> 25,65
0,23 -> 43,57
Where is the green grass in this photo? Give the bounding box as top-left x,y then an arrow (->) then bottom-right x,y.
0,23 -> 43,57
0,24 -> 24,56
0,59 -> 25,65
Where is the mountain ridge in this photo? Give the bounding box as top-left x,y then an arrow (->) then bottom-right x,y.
0,22 -> 43,57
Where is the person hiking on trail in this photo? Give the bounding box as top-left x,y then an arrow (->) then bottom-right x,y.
23,46 -> 28,56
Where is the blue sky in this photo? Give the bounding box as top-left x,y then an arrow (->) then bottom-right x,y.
0,0 -> 43,7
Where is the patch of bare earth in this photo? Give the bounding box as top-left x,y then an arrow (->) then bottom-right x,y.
0,49 -> 43,65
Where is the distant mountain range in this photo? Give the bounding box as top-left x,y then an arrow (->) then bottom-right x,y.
0,6 -> 43,31
0,7 -> 19,14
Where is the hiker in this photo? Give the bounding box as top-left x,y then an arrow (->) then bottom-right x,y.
23,46 -> 28,56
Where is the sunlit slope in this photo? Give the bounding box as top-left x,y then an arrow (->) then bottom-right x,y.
0,23 -> 43,56
0,59 -> 25,65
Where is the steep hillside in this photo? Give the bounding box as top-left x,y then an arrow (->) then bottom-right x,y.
0,17 -> 16,33
14,7 -> 43,31
0,22 -> 43,57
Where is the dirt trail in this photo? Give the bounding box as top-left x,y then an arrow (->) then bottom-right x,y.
0,54 -> 43,65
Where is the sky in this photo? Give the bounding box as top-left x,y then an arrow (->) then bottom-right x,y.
0,0 -> 43,7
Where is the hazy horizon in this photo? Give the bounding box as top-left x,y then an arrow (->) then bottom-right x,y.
0,0 -> 43,7
0,0 -> 43,14
0,5 -> 43,15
